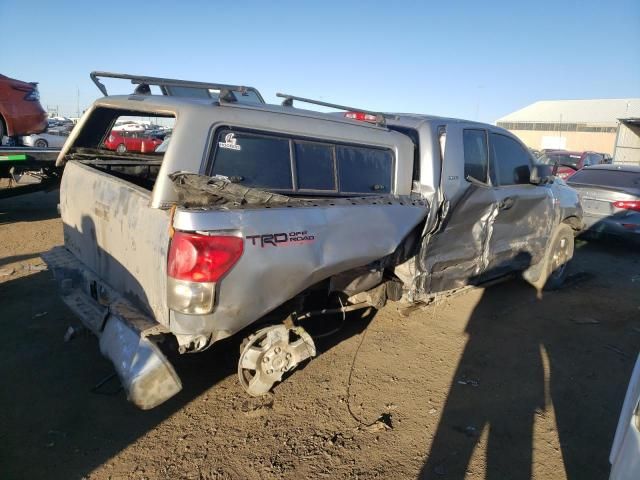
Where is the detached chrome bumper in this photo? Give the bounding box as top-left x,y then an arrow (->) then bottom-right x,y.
43,246 -> 182,409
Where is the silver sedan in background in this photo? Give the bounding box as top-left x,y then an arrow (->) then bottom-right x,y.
567,164 -> 640,242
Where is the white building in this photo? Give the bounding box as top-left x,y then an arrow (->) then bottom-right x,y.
496,99 -> 640,159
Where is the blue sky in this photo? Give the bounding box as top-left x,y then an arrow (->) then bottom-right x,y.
2,0 -> 639,122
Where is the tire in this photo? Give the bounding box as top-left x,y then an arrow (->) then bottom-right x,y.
34,139 -> 48,148
0,117 -> 5,146
116,143 -> 127,154
529,223 -> 575,291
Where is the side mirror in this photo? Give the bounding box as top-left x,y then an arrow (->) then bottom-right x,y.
530,164 -> 554,185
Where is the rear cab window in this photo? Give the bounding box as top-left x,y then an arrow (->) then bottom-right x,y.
463,129 -> 489,183
387,125 -> 420,183
208,129 -> 394,196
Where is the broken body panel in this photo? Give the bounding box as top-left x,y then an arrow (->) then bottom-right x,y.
48,85 -> 581,408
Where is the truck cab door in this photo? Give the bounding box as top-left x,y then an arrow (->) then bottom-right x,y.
415,126 -> 500,294
484,133 -> 555,274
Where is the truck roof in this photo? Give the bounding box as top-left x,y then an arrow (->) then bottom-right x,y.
384,113 -> 506,132
91,94 -> 390,131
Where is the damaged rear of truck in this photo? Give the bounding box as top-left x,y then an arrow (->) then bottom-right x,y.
46,73 -> 581,409
46,76 -> 432,408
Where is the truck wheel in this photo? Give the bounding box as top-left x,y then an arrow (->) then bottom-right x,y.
238,324 -> 316,397
530,223 -> 575,291
35,139 -> 48,148
116,143 -> 127,154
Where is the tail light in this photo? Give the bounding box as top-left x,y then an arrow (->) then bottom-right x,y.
345,111 -> 378,123
13,83 -> 40,101
24,88 -> 40,101
613,200 -> 640,212
167,232 -> 243,314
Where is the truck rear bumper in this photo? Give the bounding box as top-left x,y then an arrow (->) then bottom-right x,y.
43,246 -> 182,409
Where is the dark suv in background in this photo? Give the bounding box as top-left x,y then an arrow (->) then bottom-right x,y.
0,73 -> 47,145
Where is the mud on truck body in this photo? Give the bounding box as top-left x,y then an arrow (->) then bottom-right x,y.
45,73 -> 582,409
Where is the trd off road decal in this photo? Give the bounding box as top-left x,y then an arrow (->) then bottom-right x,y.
218,133 -> 241,151
246,231 -> 315,248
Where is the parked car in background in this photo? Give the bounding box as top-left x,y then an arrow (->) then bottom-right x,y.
21,130 -> 69,148
146,128 -> 170,139
48,116 -> 74,128
0,73 -> 47,144
539,150 -> 606,179
567,164 -> 640,242
103,130 -> 163,153
155,136 -> 171,153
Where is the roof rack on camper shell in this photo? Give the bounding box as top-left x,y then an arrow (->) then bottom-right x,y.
276,92 -> 395,127
89,71 -> 265,104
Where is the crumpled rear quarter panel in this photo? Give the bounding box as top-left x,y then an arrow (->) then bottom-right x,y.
171,200 -> 428,337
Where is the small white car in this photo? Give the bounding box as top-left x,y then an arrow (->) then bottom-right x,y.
112,122 -> 147,132
21,130 -> 69,148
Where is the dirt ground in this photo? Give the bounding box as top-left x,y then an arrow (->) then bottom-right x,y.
1,191 -> 639,480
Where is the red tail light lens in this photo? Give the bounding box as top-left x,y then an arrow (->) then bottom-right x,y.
613,200 -> 640,212
12,83 -> 39,101
344,111 -> 378,123
168,232 -> 243,282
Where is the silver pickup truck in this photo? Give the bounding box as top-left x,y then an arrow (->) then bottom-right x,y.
45,72 -> 582,409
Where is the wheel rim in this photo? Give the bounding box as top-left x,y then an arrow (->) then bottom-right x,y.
116,144 -> 126,153
35,140 -> 47,148
238,325 -> 315,397
550,235 -> 572,280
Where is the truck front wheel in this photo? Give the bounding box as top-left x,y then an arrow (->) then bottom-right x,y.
528,223 -> 575,291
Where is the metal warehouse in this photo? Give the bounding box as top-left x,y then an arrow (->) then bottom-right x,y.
496,99 -> 640,161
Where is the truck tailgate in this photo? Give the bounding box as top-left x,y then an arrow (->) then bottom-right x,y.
59,161 -> 171,326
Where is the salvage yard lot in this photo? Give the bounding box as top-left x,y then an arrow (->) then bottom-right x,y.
1,192 -> 639,480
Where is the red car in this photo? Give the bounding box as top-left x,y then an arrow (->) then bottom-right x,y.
0,74 -> 47,144
542,150 -> 606,180
103,130 -> 163,153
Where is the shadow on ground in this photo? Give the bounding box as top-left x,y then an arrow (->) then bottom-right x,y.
0,188 -> 60,225
420,239 -> 640,479
0,263 -> 374,479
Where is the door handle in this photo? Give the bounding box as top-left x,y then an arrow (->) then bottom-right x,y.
499,197 -> 515,210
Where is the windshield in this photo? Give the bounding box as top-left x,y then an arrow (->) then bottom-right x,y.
538,153 -> 582,169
